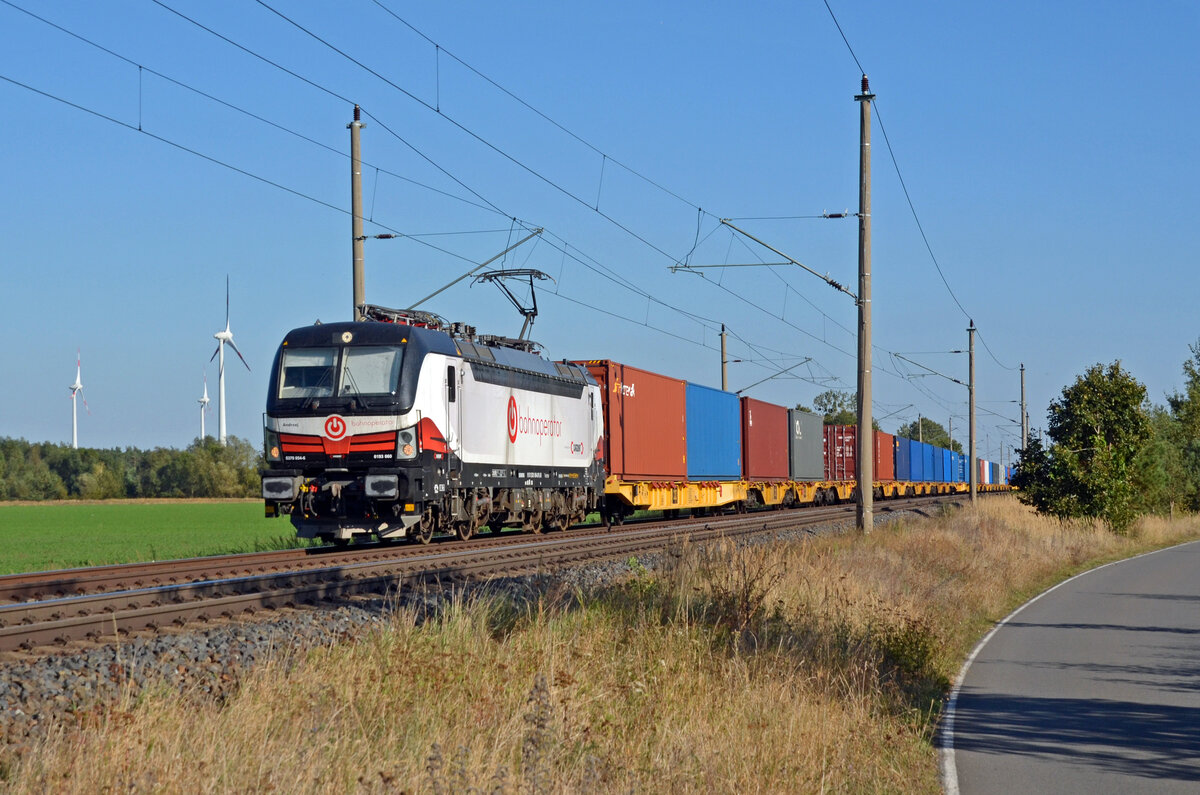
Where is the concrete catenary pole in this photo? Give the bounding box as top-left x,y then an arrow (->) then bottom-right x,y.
1020,363 -> 1028,451
721,324 -> 728,391
856,76 -> 875,533
969,321 -> 977,503
350,105 -> 366,321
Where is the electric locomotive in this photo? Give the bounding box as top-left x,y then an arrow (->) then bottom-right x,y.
260,305 -> 605,543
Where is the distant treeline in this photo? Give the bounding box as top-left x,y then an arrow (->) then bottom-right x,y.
0,437 -> 262,500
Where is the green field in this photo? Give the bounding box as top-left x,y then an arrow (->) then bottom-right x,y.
0,501 -> 304,575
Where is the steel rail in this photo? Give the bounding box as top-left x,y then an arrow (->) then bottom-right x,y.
0,495 -> 966,653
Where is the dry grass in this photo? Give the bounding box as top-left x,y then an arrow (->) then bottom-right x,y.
5,497 -> 1200,793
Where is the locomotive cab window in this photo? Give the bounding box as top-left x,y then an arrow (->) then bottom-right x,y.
340,346 -> 404,396
278,345 -> 404,400
279,347 -> 337,399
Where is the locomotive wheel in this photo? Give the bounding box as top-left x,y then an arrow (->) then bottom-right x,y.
455,521 -> 473,542
523,508 -> 544,534
415,507 -> 435,545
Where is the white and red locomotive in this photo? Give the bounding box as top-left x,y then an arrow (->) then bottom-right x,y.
260,306 -> 604,543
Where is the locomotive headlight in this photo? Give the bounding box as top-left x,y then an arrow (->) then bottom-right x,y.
264,429 -> 281,462
396,428 -> 417,459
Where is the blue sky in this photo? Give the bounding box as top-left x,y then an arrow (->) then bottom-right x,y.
2,0 -> 1197,466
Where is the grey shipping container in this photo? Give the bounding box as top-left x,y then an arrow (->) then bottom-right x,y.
788,409 -> 824,481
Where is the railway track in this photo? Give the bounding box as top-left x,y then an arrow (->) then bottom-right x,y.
0,495 -> 964,654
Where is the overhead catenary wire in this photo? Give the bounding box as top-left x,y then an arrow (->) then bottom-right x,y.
146,0 -> 822,377
3,0 -> 797,371
10,0 -> 996,423
820,0 -> 1017,373
251,0 -> 690,266
150,0 -> 958,405
366,0 -> 706,214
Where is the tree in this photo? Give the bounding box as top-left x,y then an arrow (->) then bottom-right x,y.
812,390 -> 856,425
1130,405 -> 1189,515
807,389 -> 880,429
895,417 -> 962,453
1014,361 -> 1150,533
1165,338 -> 1200,510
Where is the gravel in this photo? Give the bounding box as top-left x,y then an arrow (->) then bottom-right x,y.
0,511 -> 906,748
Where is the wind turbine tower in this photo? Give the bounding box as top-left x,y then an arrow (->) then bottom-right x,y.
68,349 -> 89,449
210,276 -> 251,446
198,371 -> 211,440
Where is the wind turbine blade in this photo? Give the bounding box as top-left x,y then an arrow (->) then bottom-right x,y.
210,344 -> 221,363
80,388 -> 90,416
228,338 -> 251,372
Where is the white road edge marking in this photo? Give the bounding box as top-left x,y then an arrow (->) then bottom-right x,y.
939,538 -> 1200,794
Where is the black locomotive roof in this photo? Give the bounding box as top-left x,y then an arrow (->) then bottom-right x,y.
280,321 -> 459,356
273,319 -> 594,398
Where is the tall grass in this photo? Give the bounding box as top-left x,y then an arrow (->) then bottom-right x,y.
5,497 -> 1199,792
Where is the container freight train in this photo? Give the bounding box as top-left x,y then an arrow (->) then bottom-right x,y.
260,308 -> 1007,543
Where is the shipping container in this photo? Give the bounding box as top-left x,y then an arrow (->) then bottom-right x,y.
685,383 -> 742,480
824,425 -> 857,481
941,448 -> 953,483
908,439 -> 925,482
741,397 -> 789,481
952,451 -> 964,483
578,360 -> 687,481
788,409 -> 824,481
990,462 -> 1000,485
895,435 -> 912,481
874,430 -> 896,481
921,442 -> 936,483
932,445 -> 945,482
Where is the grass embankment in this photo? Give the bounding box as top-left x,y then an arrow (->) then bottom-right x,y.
0,501 -> 302,574
6,498 -> 1200,792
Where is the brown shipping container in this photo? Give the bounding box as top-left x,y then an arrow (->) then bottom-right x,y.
874,430 -> 896,481
823,425 -> 857,481
740,397 -> 789,481
577,360 -> 687,481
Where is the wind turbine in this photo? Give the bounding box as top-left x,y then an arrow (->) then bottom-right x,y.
68,349 -> 89,449
198,371 -> 211,440
210,276 -> 250,446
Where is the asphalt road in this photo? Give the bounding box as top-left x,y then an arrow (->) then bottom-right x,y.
943,539 -> 1200,794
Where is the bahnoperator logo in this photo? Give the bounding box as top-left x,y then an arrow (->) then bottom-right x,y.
613,379 -> 635,397
507,396 -> 564,442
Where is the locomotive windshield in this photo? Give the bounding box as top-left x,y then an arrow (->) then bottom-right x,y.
278,345 -> 404,400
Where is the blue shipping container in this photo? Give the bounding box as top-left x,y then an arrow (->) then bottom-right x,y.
909,439 -> 925,481
921,442 -> 935,483
685,383 -> 742,480
932,446 -> 945,482
940,449 -> 953,483
895,436 -> 912,481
